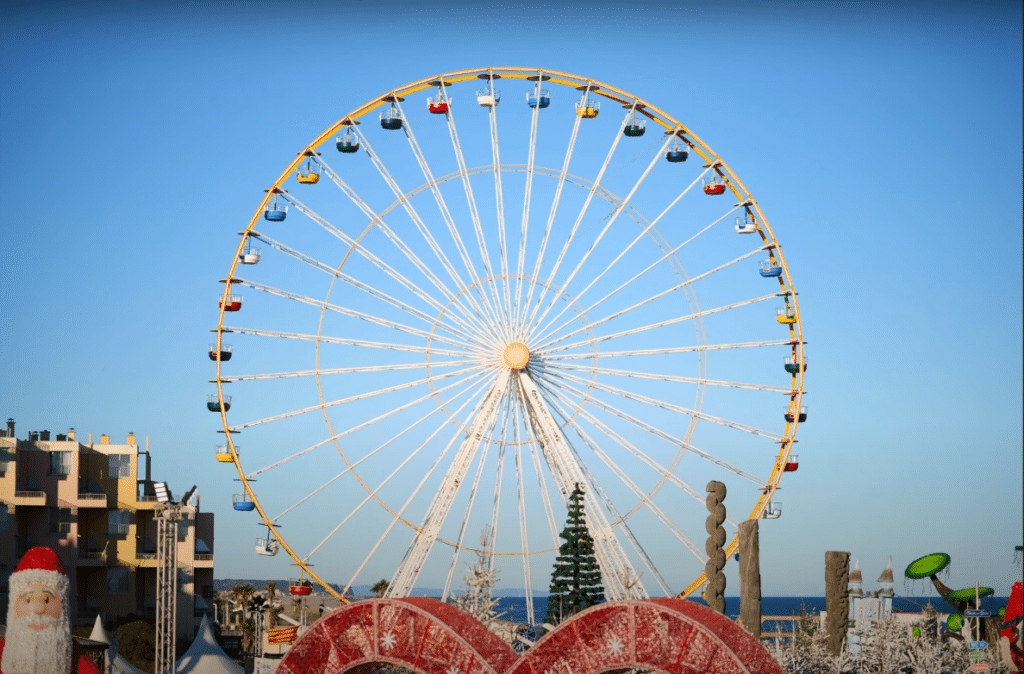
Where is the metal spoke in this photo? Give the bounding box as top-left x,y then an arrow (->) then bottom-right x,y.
232,278 -> 486,355
534,376 -> 715,560
536,371 -> 773,481
536,378 -> 674,596
350,123 -> 501,337
392,97 -> 506,335
553,363 -> 795,394
267,373 -> 490,523
541,339 -> 797,361
534,245 -> 769,352
220,326 -> 468,357
523,95 -> 629,337
513,75 -> 544,343
303,375 -> 496,564
527,125 -> 674,339
390,370 -> 511,598
536,292 -> 782,356
520,91 -> 586,336
228,363 -> 488,432
250,231 -> 480,345
342,382 -> 492,595
546,367 -> 782,441
439,384 -> 508,602
527,167 -> 724,342
218,360 -> 477,383
279,189 -> 489,339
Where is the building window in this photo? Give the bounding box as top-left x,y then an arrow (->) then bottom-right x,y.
0,448 -> 10,476
108,454 -> 131,478
107,509 -> 131,536
178,520 -> 190,541
0,504 -> 9,533
107,567 -> 130,595
49,507 -> 72,535
48,451 -> 72,477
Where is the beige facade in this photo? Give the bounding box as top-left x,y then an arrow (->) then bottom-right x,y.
0,421 -> 215,643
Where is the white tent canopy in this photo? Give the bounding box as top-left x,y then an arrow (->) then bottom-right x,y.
175,615 -> 242,674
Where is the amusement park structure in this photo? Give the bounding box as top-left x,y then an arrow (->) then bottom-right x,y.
209,67 -> 807,623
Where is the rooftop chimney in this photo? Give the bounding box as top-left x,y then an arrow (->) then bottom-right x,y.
68,428 -> 76,441
100,434 -> 110,445
29,431 -> 39,442
6,419 -> 13,438
40,430 -> 51,441
126,432 -> 136,445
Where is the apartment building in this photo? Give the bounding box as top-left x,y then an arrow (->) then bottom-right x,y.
0,419 -> 215,643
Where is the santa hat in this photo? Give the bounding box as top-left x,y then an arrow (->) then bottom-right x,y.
10,546 -> 69,596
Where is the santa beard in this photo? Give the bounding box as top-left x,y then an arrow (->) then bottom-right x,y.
1,610 -> 73,674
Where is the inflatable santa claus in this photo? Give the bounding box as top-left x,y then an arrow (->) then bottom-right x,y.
1,547 -> 101,674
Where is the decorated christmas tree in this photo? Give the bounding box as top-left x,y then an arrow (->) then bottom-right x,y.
545,483 -> 605,624
452,529 -> 504,631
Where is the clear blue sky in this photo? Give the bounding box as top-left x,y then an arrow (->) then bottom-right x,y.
1,0 -> 1020,598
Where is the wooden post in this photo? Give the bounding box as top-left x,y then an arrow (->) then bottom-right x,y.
825,551 -> 850,656
738,519 -> 761,638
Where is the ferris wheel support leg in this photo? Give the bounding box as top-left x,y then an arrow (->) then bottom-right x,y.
388,371 -> 511,597
514,370 -> 646,600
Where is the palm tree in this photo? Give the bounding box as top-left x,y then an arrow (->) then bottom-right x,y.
371,579 -> 390,598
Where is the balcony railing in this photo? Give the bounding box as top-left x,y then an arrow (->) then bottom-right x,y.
79,551 -> 105,561
136,552 -> 158,560
15,491 -> 45,499
194,553 -> 214,561
78,493 -> 107,501
138,495 -> 160,502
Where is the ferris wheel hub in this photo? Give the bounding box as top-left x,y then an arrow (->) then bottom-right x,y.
502,342 -> 531,370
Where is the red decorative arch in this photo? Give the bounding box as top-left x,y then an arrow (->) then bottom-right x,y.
277,598 -> 518,674
277,598 -> 782,674
507,599 -> 783,674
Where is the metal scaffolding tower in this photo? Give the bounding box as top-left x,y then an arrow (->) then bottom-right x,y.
155,504 -> 183,674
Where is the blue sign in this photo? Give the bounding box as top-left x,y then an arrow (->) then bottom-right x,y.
968,641 -> 988,649
965,609 -> 992,617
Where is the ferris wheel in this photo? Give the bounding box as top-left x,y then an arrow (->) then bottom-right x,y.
211,67 -> 806,621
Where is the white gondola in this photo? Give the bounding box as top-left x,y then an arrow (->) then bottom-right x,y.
476,86 -> 500,107
735,214 -> 757,234
240,245 -> 261,265
763,502 -> 782,519
255,536 -> 279,556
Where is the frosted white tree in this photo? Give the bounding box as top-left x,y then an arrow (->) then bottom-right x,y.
767,605 -> 1002,674
451,529 -> 505,631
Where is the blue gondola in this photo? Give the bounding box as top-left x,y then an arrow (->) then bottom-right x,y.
665,133 -> 688,162
233,493 -> 256,511
759,260 -> 782,277
380,99 -> 403,130
526,89 -> 550,108
264,196 -> 287,221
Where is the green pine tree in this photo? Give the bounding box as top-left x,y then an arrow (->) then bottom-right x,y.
545,483 -> 605,624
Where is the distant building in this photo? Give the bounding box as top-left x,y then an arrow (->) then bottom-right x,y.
0,418 -> 214,643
